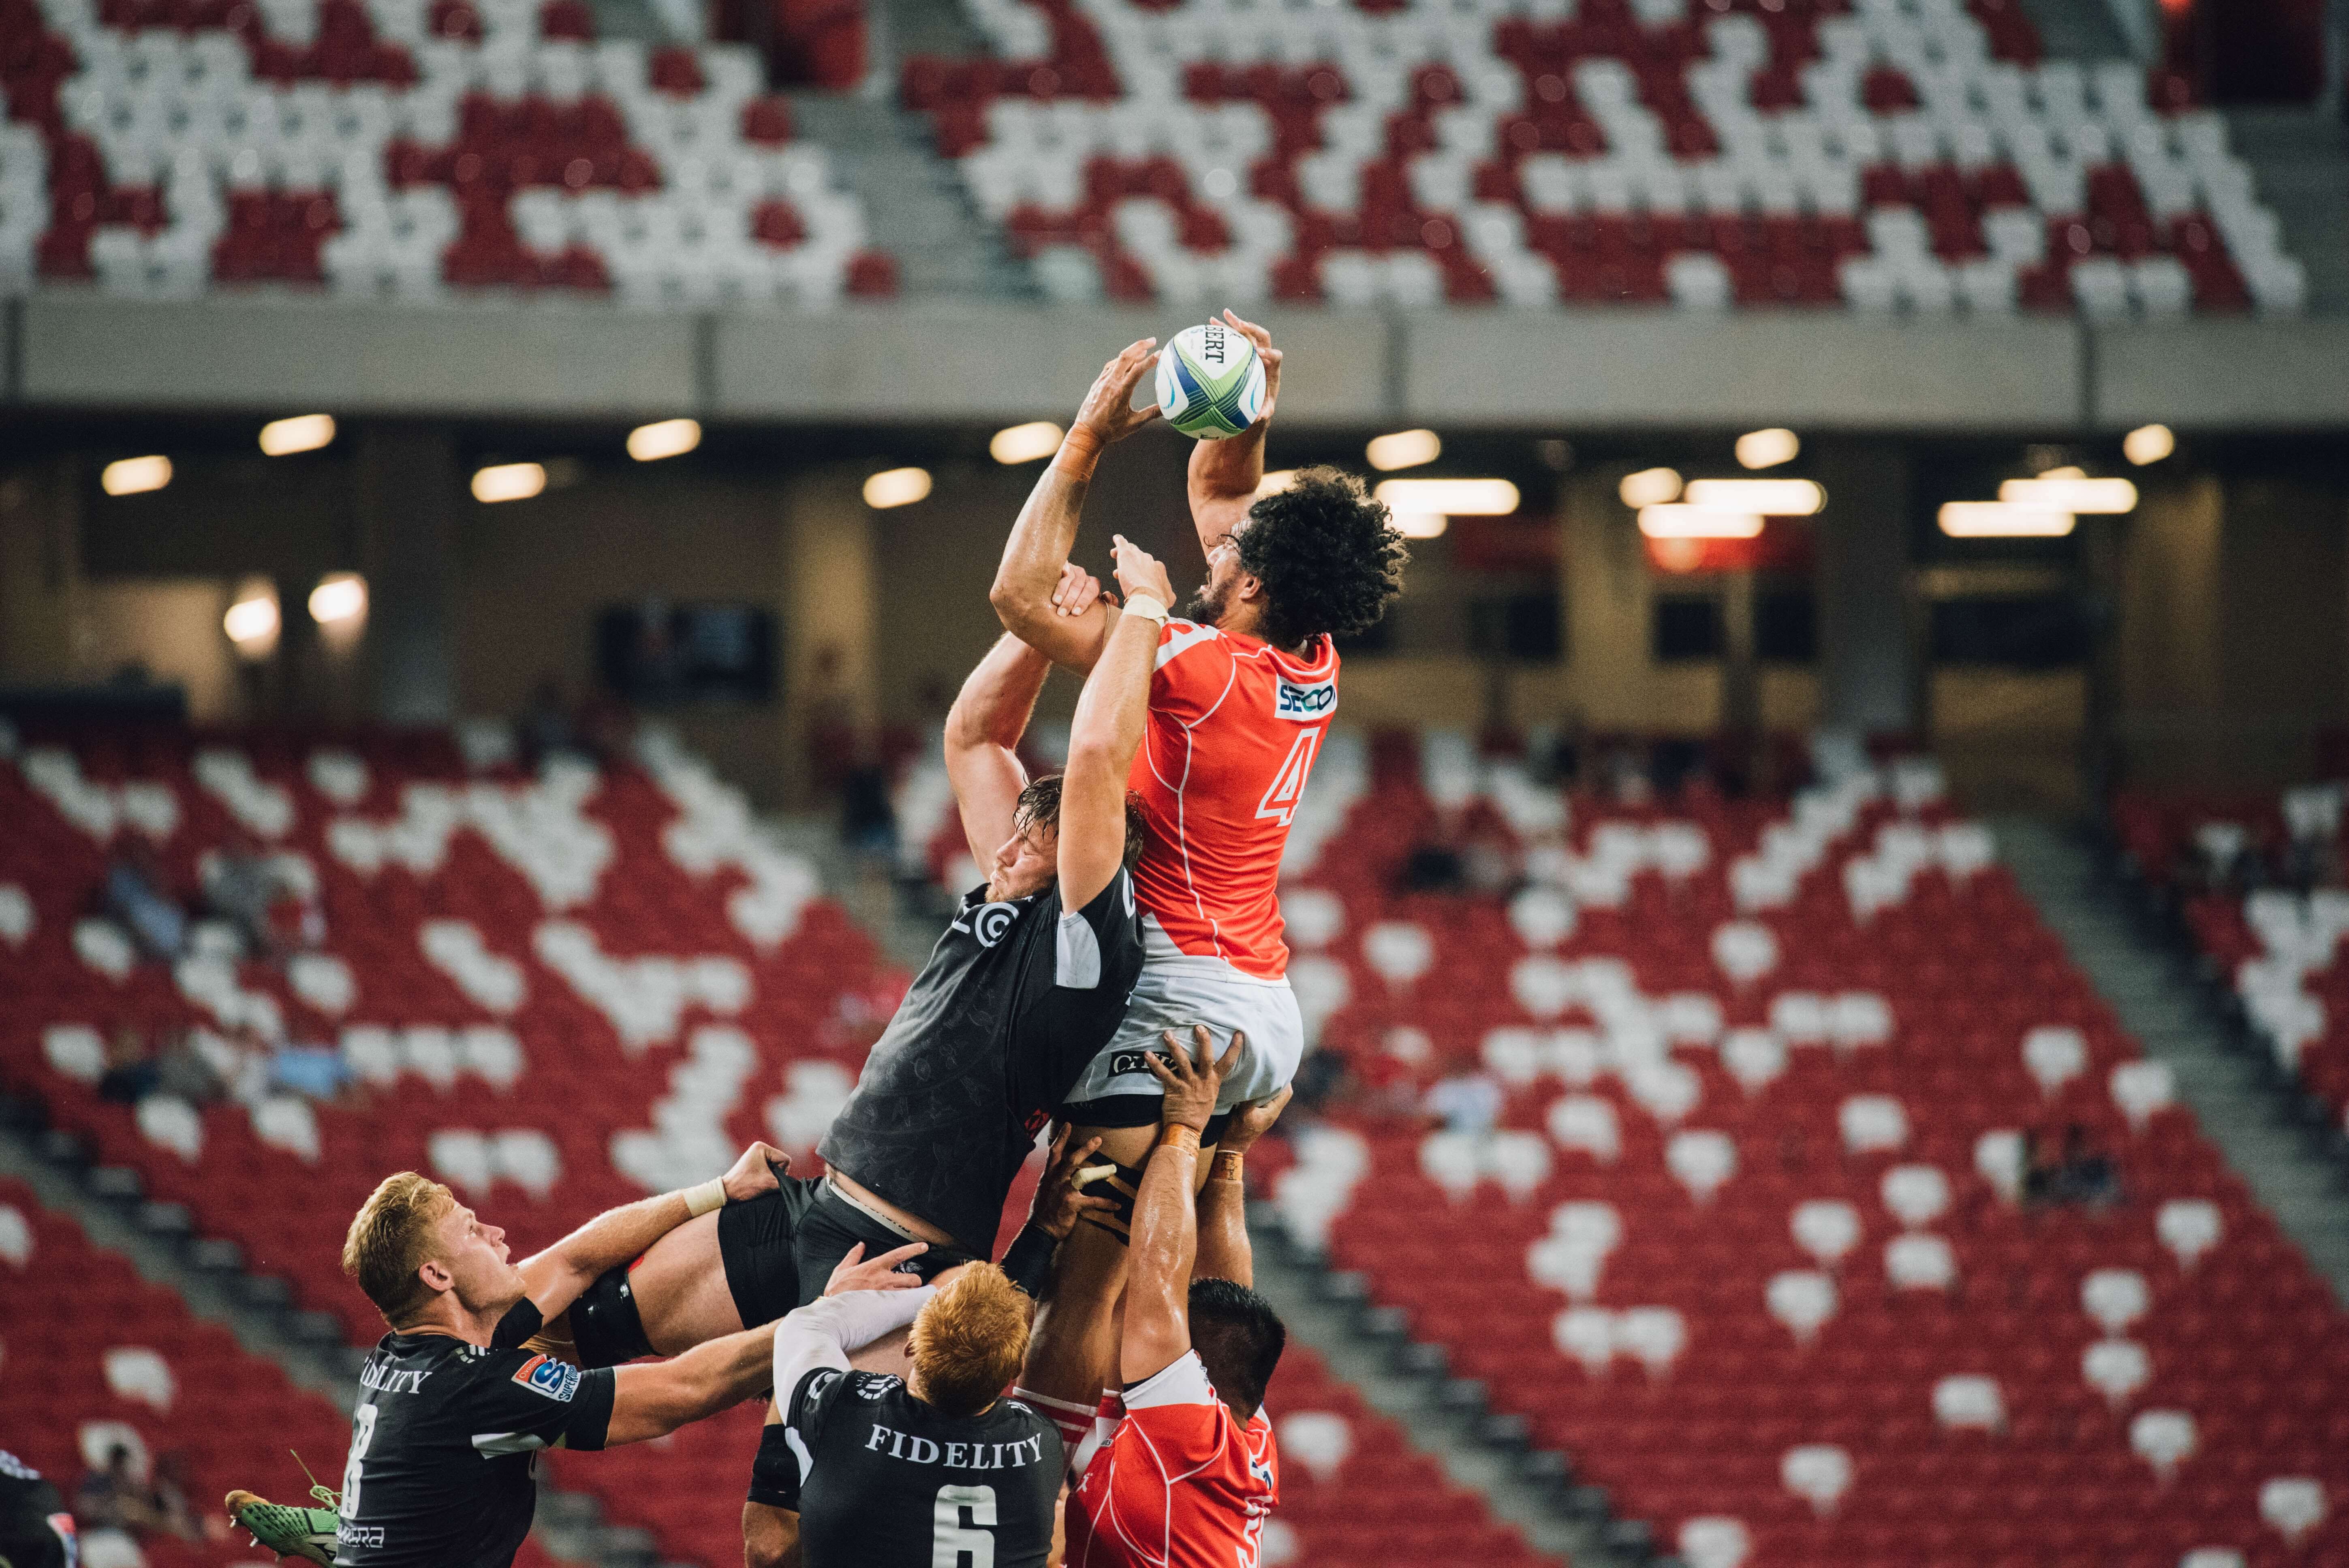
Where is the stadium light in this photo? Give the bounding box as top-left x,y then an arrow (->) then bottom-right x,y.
1390,513 -> 1450,539
1683,478 -> 1825,515
224,583 -> 281,658
1735,428 -> 1800,470
1618,467 -> 1682,508
1998,475 -> 2137,513
102,455 -> 172,496
1372,478 -> 1519,516
259,414 -> 336,456
2123,424 -> 2176,466
990,421 -> 1064,465
1939,502 -> 2076,538
1365,428 -> 1441,472
1255,469 -> 1297,498
864,466 -> 933,509
308,572 -> 368,626
627,418 -> 701,462
472,462 -> 547,503
1639,505 -> 1765,540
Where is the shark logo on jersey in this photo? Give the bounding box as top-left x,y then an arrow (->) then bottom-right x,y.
509,1354 -> 581,1402
953,900 -> 1020,948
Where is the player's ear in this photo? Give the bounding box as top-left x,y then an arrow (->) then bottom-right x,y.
417,1257 -> 454,1293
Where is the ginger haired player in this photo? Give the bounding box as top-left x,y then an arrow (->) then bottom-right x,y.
987,316 -> 1405,1428
1064,1026 -> 1291,1568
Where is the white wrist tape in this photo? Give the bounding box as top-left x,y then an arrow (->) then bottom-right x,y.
684,1177 -> 727,1218
1125,593 -> 1170,625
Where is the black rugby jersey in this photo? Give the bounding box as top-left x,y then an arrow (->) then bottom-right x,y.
819,867 -> 1144,1253
761,1368 -> 1061,1568
0,1451 -> 73,1568
333,1299 -> 615,1568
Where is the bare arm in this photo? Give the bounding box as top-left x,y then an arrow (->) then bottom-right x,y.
604,1321 -> 778,1446
743,1399 -> 800,1568
990,339 -> 1161,675
1192,1087 -> 1289,1288
1057,537 -> 1173,911
743,1498 -> 798,1568
1120,1028 -> 1245,1386
518,1142 -> 786,1322
1183,311 -> 1282,558
943,632 -> 1054,868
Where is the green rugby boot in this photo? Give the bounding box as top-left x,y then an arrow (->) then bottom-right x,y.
225,1486 -> 339,1565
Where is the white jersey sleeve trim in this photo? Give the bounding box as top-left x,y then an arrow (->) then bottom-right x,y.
1122,1350 -> 1220,1412
1056,908 -> 1103,989
772,1287 -> 934,1404
1154,621 -> 1218,671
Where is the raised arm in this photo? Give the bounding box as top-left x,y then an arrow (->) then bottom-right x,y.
990,339 -> 1161,675
1056,536 -> 1173,910
603,1320 -> 778,1446
1183,311 -> 1283,559
1121,1028 -> 1244,1386
517,1142 -> 786,1322
943,632 -> 1055,869
1192,1083 -> 1287,1289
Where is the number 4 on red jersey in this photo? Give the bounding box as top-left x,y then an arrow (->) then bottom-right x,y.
1255,727 -> 1322,827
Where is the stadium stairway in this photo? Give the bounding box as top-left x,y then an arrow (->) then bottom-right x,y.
2225,108 -> 2349,314
1247,1202 -> 1635,1568
1997,818 -> 2349,1306
2012,0 -> 2135,63
789,0 -> 1037,302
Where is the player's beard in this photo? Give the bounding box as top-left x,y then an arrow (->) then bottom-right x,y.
1183,580 -> 1227,628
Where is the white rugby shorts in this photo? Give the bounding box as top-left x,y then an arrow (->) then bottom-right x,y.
1061,916 -> 1303,1115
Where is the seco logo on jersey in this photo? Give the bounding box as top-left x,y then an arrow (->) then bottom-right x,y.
1271,676 -> 1335,721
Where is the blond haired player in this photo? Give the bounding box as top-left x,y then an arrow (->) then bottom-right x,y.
226,1145 -> 831,1567
988,316 -> 1405,1427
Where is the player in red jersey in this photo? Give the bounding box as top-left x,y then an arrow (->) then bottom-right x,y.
1063,1027 -> 1290,1568
988,320 -> 1406,1426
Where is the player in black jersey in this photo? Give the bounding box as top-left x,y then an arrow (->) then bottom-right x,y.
505,543 -> 1172,1390
232,1142 -> 870,1568
0,1451 -> 75,1568
813,534 -> 1176,1265
744,1264 -> 1064,1568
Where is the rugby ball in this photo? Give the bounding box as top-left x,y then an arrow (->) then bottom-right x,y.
1155,322 -> 1267,439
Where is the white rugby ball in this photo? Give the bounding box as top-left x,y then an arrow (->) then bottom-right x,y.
1155,322 -> 1267,439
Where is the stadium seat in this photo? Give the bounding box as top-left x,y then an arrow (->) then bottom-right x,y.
898,0 -> 2301,314
0,0 -> 887,302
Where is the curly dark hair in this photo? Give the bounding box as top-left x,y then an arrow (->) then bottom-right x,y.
1231,466 -> 1409,654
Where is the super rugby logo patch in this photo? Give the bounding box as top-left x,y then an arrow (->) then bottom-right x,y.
510,1354 -> 581,1402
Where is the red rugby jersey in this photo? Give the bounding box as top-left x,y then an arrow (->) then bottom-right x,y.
1066,1352 -> 1280,1568
1126,620 -> 1337,981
